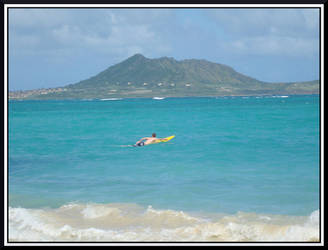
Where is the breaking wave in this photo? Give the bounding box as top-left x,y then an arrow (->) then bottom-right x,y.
8,203 -> 320,242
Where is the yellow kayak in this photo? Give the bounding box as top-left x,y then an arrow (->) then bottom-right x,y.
153,135 -> 175,144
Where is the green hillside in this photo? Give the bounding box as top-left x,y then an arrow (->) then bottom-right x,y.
9,54 -> 319,100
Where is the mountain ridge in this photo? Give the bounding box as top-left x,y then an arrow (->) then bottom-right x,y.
9,54 -> 319,100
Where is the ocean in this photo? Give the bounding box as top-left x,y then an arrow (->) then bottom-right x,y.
7,95 -> 320,242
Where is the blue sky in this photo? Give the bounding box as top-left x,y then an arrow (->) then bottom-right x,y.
8,7 -> 320,90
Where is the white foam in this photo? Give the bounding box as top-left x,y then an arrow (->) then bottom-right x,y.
272,95 -> 289,98
8,204 -> 320,242
305,210 -> 319,226
81,204 -> 121,219
100,98 -> 123,101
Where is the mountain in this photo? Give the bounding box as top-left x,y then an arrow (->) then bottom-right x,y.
9,54 -> 319,100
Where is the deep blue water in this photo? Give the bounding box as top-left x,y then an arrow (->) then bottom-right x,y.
8,95 -> 320,216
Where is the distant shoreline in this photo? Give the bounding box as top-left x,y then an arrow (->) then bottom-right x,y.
8,93 -> 319,101
8,82 -> 319,100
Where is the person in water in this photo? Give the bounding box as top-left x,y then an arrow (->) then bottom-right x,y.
134,133 -> 161,146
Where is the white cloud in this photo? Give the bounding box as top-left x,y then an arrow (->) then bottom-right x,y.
302,9 -> 320,31
208,9 -> 319,38
52,25 -> 82,45
9,9 -> 71,28
207,8 -> 319,58
10,32 -> 40,47
9,8 -> 174,60
221,35 -> 318,58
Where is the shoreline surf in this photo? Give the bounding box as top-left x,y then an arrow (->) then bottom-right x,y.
8,202 -> 320,242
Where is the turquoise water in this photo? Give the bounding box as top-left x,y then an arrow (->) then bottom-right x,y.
8,95 -> 320,241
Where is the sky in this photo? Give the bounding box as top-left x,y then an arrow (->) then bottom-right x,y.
8,7 -> 320,91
